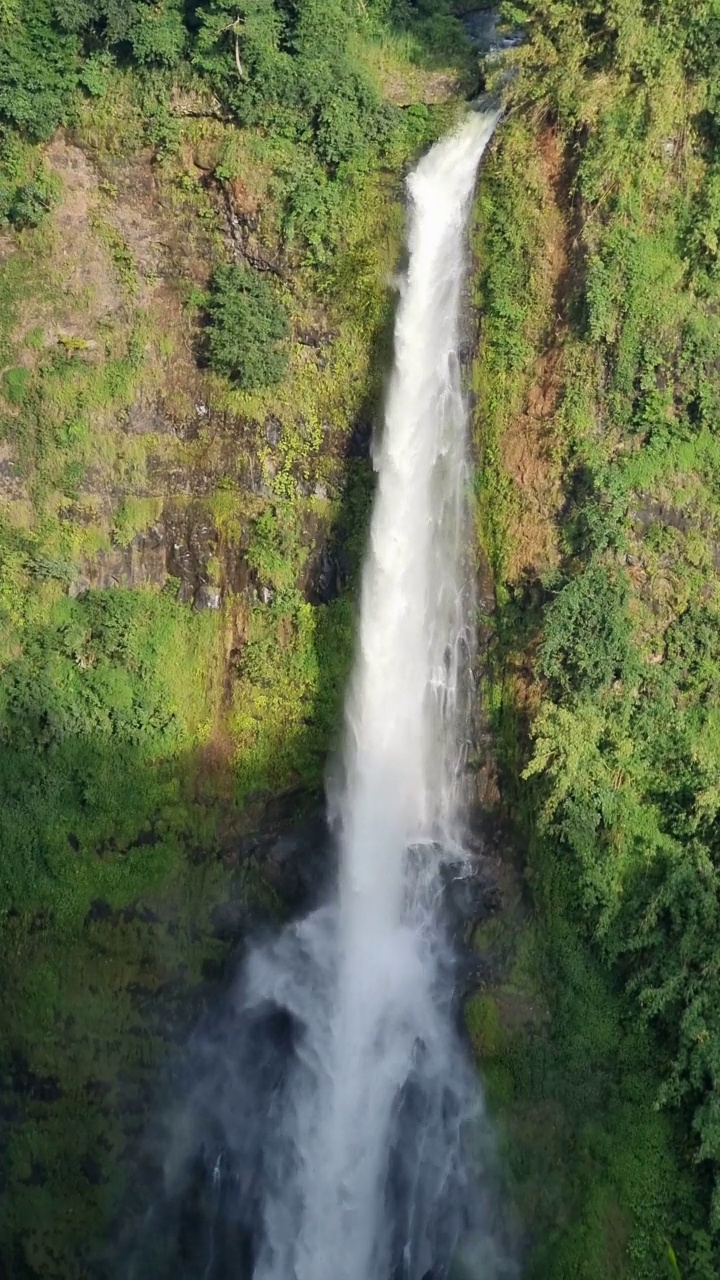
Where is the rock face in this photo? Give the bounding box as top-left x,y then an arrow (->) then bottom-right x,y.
69,501 -> 252,607
209,809 -> 335,945
2,127 -> 373,636
462,7 -> 524,52
69,525 -> 168,595
305,540 -> 349,605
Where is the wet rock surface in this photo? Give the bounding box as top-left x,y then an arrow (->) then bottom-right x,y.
69,499 -> 253,607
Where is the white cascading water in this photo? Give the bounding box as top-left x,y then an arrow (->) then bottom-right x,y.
249,106 -> 504,1280
130,106 -> 514,1280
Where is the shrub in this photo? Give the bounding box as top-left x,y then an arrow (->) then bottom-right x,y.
2,366 -> 30,405
540,563 -> 635,697
6,174 -> 59,228
205,263 -> 289,390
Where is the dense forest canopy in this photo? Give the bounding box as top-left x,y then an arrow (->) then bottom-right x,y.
0,0 -> 458,140
0,0 -> 469,258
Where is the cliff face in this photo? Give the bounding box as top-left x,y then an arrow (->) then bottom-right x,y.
464,4 -> 720,1274
0,26 -> 469,1268
4,4 -> 720,1277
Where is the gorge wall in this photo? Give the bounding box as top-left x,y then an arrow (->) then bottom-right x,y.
3,3 -> 720,1279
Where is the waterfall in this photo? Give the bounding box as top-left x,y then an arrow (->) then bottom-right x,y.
249,107 -> 505,1280
339,106 -> 500,886
128,107 -> 514,1280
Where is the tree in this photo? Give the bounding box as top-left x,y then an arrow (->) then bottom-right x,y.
0,0 -> 79,140
205,264 -> 289,390
540,562 -> 635,697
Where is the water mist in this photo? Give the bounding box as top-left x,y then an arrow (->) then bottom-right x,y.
128,107 -> 514,1280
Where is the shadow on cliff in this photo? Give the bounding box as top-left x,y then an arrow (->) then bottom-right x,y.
0,251 -> 402,1280
0,714 -> 341,1280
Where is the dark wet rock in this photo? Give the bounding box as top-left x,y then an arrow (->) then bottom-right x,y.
457,948 -> 505,998
305,542 -> 349,605
85,1079 -> 112,1099
165,505 -> 218,593
262,827 -> 332,908
95,827 -> 161,862
28,910 -> 51,935
462,7 -> 523,52
11,1056 -> 62,1104
201,955 -> 228,983
69,525 -> 167,597
136,828 -> 161,850
85,899 -> 162,928
226,809 -> 334,916
264,416 -> 282,446
194,583 -> 221,611
258,787 -> 314,827
348,416 -> 373,458
632,496 -> 720,569
24,1162 -> 47,1188
121,904 -> 160,925
297,327 -> 333,349
440,855 -> 502,932
0,452 -> 25,499
463,9 -> 501,49
124,396 -> 173,436
0,1097 -> 21,1125
81,1157 -> 106,1186
86,898 -> 114,923
211,900 -> 259,945
68,498 -> 251,607
632,497 -> 699,534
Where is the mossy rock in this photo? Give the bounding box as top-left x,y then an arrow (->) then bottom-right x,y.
465,992 -> 503,1060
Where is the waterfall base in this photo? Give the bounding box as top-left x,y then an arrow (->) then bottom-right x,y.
123,846 -> 515,1280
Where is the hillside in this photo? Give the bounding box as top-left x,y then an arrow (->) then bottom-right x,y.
0,3 -> 474,1273
468,3 -> 720,1276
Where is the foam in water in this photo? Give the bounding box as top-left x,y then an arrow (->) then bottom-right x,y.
128,107 -> 514,1280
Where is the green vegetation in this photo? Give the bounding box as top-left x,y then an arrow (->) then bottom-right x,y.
0,0 -> 470,261
205,263 -> 289,388
0,587 -> 221,925
0,1 -> 470,1272
9,0 -> 720,1275
465,1 -> 720,1274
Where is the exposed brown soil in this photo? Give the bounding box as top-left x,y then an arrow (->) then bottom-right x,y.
501,128 -> 571,584
24,137 -> 120,346
502,346 -> 564,582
